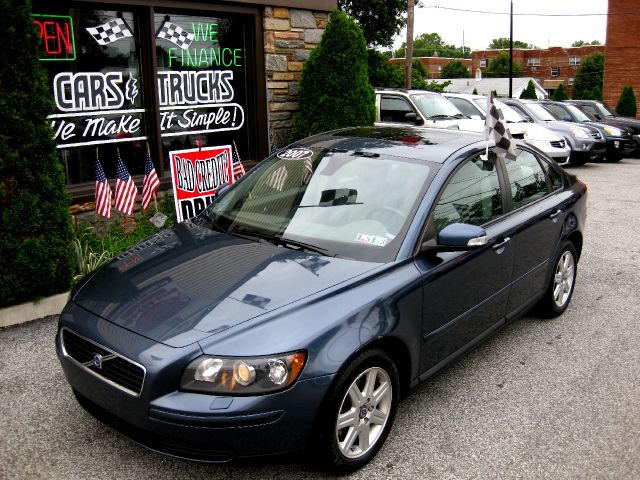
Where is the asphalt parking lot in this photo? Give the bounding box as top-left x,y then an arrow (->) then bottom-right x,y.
1,158 -> 639,480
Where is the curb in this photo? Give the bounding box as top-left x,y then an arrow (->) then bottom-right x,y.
0,292 -> 69,328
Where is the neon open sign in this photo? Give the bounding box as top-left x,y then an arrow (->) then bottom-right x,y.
33,14 -> 76,61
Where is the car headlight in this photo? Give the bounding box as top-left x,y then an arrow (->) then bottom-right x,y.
569,127 -> 590,139
603,125 -> 623,136
181,351 -> 306,395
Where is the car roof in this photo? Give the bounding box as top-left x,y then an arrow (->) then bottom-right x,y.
292,126 -> 486,165
375,88 -> 440,96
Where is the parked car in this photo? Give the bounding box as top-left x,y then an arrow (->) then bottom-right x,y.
375,88 -> 484,132
564,99 -> 640,154
443,93 -> 571,163
537,100 -> 636,162
502,98 -> 606,165
57,126 -> 586,473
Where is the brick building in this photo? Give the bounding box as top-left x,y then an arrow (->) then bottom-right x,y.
603,0 -> 640,117
472,45 -> 605,97
390,56 -> 472,80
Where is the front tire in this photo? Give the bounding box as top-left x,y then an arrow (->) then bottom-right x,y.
313,349 -> 399,474
537,242 -> 578,317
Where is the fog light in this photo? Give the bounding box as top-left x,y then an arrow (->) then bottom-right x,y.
268,359 -> 289,385
195,358 -> 223,382
233,361 -> 256,386
614,140 -> 620,149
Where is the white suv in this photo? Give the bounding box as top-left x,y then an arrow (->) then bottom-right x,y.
443,93 -> 571,163
375,89 -> 484,133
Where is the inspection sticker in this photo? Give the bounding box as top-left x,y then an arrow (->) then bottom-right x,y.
355,233 -> 387,247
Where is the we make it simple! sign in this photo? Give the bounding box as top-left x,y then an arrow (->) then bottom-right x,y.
169,146 -> 235,222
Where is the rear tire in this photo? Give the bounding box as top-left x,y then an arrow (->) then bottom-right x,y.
537,242 -> 578,318
312,349 -> 399,474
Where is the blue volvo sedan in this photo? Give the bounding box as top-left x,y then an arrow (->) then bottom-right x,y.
57,126 -> 587,473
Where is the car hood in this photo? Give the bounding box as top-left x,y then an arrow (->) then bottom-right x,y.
516,122 -> 563,141
72,222 -> 380,347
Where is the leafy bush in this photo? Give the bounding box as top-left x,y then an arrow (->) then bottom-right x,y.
0,0 -> 75,307
573,52 -> 604,99
551,83 -> 569,101
290,10 -> 375,141
519,80 -> 538,99
615,86 -> 637,117
441,60 -> 470,79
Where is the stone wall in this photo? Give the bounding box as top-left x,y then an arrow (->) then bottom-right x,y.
264,7 -> 328,148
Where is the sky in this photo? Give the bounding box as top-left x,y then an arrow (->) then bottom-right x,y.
392,0 -> 608,52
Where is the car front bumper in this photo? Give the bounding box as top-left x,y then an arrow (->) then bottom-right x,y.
56,304 -> 334,462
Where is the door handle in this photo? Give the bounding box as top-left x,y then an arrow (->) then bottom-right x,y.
492,237 -> 511,252
549,209 -> 563,221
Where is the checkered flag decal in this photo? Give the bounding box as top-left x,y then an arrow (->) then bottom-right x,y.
86,18 -> 132,46
485,93 -> 517,160
157,21 -> 195,50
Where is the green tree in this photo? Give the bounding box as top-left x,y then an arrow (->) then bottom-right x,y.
519,80 -> 538,99
573,52 -> 604,99
0,0 -> 75,306
339,0 -> 408,47
551,83 -> 569,101
440,60 -> 470,78
571,40 -> 601,47
367,49 -> 403,87
290,10 -> 374,141
485,52 -> 523,78
395,32 -> 470,59
615,86 -> 637,117
489,37 -> 534,49
472,88 -> 478,95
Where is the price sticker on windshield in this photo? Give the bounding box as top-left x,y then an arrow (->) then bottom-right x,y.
355,233 -> 388,247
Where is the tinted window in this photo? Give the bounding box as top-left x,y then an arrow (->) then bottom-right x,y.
504,150 -> 548,209
432,154 -> 503,233
540,159 -> 563,190
380,96 -> 416,123
448,97 -> 482,118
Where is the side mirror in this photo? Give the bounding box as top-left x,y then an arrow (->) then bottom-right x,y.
422,223 -> 487,252
405,112 -> 424,125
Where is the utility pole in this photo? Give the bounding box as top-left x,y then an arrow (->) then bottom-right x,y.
405,0 -> 415,89
509,0 -> 513,97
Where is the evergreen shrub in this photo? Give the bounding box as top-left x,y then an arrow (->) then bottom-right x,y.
615,86 -> 637,117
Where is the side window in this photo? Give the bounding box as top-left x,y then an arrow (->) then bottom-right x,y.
509,104 -> 532,122
544,104 -> 571,122
504,150 -> 549,209
540,159 -> 563,190
432,154 -> 503,233
380,96 -> 417,124
448,98 -> 482,119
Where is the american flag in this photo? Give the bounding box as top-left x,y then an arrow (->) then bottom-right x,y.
485,93 -> 517,160
114,154 -> 138,216
141,146 -> 160,211
95,152 -> 112,218
232,142 -> 246,180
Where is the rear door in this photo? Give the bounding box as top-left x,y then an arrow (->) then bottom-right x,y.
497,148 -> 569,318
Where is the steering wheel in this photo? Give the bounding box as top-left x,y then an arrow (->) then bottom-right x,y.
366,206 -> 406,232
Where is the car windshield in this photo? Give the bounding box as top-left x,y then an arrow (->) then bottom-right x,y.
472,98 -> 527,123
524,103 -> 557,121
594,101 -> 616,117
411,93 -> 465,119
564,104 -> 592,122
199,149 -> 436,262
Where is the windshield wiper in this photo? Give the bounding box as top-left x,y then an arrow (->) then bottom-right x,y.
230,227 -> 278,245
277,236 -> 330,256
427,114 -> 457,120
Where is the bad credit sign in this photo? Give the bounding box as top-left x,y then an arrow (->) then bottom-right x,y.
169,146 -> 234,222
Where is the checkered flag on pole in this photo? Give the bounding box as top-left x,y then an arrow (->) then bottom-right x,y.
485,93 -> 517,160
86,18 -> 132,46
157,21 -> 195,50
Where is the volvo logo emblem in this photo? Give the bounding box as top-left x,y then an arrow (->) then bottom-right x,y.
92,353 -> 103,369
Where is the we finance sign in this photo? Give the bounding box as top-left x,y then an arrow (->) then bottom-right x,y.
169,146 -> 234,222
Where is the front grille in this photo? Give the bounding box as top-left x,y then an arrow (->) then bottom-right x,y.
590,131 -> 602,140
73,390 -> 236,462
550,139 -> 566,148
61,328 -> 145,396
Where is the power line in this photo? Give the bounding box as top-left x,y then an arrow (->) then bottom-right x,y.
423,6 -> 638,17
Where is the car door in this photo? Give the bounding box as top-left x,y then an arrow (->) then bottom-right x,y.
497,148 -> 568,318
415,151 -> 515,373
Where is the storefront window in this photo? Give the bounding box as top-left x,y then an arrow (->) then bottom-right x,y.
34,7 -> 147,184
154,12 -> 250,174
